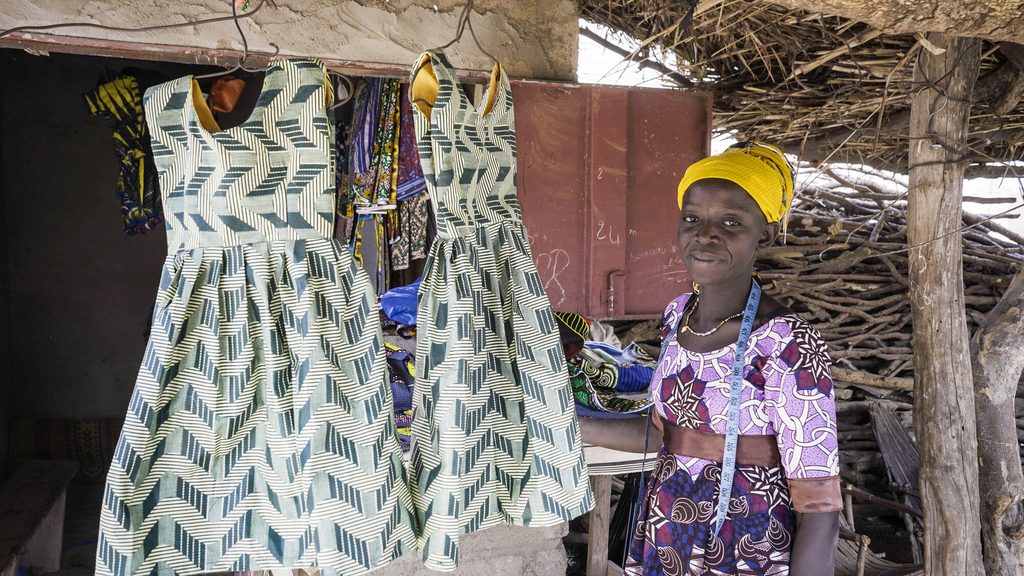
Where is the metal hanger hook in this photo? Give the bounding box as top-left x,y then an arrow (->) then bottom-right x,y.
195,0 -> 276,80
437,0 -> 498,64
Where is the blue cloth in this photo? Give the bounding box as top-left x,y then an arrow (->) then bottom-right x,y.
616,363 -> 655,393
386,346 -> 415,411
381,277 -> 421,325
582,341 -> 656,393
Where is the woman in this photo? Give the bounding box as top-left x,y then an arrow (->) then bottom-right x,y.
581,142 -> 840,576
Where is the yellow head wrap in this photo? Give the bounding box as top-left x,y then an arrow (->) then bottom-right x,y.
676,142 -> 795,228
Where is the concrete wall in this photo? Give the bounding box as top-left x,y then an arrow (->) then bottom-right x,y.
374,524 -> 569,576
0,0 -> 578,81
0,50 -> 172,420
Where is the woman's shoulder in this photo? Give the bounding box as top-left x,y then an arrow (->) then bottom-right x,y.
764,313 -> 833,383
769,312 -> 826,342
660,292 -> 694,325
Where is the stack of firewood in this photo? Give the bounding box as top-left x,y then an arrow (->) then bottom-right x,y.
756,165 -> 1024,469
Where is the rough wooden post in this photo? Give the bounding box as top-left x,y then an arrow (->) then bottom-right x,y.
586,475 -> 613,576
973,268 -> 1024,575
907,32 -> 984,576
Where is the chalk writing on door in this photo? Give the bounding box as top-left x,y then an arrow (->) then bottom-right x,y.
534,248 -> 571,307
595,220 -> 621,245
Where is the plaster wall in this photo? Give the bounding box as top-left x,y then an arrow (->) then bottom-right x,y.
0,50 -> 170,420
0,0 -> 578,81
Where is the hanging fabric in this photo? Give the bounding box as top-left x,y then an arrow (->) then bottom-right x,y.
84,74 -> 162,235
397,83 -> 427,201
96,59 -> 417,576
407,49 -> 594,571
333,79 -> 358,245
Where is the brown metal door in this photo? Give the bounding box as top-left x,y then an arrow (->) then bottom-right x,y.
513,81 -> 711,319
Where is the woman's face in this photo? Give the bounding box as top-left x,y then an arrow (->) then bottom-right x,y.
677,178 -> 778,287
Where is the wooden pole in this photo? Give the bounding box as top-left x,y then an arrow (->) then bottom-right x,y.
586,475 -> 613,576
973,268 -> 1024,575
907,32 -> 984,576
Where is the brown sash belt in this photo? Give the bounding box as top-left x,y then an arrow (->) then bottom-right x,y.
660,418 -> 843,513
661,421 -> 782,468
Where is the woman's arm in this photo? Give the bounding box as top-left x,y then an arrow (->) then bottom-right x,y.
788,511 -> 839,575
578,414 -> 663,454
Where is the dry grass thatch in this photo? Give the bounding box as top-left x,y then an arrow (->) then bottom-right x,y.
578,0 -> 1024,175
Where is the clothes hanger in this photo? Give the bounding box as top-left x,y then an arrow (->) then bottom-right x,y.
412,0 -> 499,111
195,0 -> 279,80
437,0 -> 498,64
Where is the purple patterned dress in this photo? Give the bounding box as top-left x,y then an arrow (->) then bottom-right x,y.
625,293 -> 840,576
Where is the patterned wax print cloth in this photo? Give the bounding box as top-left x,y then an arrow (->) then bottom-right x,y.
568,343 -> 656,414
84,74 -> 163,235
347,79 -> 382,210
396,83 -> 427,202
391,193 -> 430,271
96,59 -> 417,576
624,293 -> 840,575
407,49 -> 594,571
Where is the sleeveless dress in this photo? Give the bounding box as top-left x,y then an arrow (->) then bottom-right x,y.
96,59 -> 417,576
407,49 -> 594,571
625,293 -> 840,575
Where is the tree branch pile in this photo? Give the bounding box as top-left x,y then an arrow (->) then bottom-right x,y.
756,165 -> 1024,470
760,165 -> 1023,387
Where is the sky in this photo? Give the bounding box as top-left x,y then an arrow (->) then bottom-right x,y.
576,21 -> 1024,238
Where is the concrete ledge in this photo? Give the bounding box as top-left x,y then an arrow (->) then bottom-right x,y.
374,523 -> 569,576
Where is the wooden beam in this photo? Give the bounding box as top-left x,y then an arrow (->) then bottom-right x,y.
907,32 -> 984,576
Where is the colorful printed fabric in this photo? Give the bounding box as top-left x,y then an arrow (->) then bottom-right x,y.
84,74 -> 162,235
628,451 -> 796,575
348,78 -> 400,210
346,79 -> 401,286
409,49 -> 594,571
348,79 -> 382,209
391,193 -> 430,271
333,84 -> 357,244
586,341 -> 658,393
97,59 -> 417,576
385,342 -> 415,411
395,410 -> 414,452
624,293 -> 839,575
397,84 -> 427,201
568,345 -> 654,414
372,79 -> 401,209
554,311 -> 591,359
554,311 -> 591,342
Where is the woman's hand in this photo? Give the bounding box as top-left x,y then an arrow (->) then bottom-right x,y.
788,511 -> 839,575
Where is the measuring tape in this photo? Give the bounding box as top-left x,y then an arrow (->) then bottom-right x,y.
712,279 -> 762,537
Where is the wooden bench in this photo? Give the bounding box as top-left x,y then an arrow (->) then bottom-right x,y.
0,460 -> 79,576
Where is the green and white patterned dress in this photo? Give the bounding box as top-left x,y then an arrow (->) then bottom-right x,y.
96,59 -> 416,576
408,49 -> 594,571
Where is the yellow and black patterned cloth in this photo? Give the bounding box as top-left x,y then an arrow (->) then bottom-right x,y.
85,74 -> 162,235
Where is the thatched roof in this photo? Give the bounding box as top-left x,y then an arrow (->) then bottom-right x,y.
578,0 -> 1024,175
